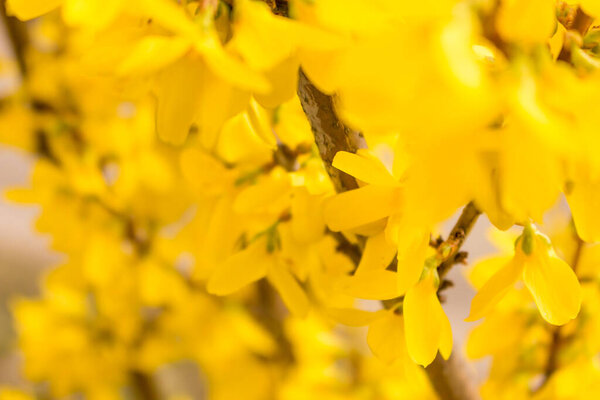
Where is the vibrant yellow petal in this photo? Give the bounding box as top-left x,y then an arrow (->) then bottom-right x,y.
62,0 -> 121,29
466,312 -> 525,359
496,0 -> 555,44
199,36 -> 270,93
403,273 -> 443,367
522,254 -> 582,325
438,305 -> 453,360
233,172 -> 291,215
339,269 -> 400,300
326,308 -> 386,327
332,151 -> 398,186
253,56 -> 299,109
466,257 -> 523,322
267,261 -> 309,317
581,0 -> 600,17
206,240 -> 272,295
231,0 -> 343,71
395,228 -> 430,296
117,36 -> 190,76
290,187 -> 326,244
134,0 -> 197,36
355,231 -> 397,274
367,310 -> 406,364
467,255 -> 514,289
154,57 -> 203,145
568,178 -> 600,243
323,185 -> 401,231
217,112 -> 273,165
6,0 -> 63,20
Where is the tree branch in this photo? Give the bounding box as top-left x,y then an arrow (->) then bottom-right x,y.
297,69 -> 367,193
438,202 -> 481,281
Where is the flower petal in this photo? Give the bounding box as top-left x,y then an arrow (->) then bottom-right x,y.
323,185 -> 401,232
403,274 -> 442,367
367,310 -> 406,364
522,255 -> 582,325
267,261 -> 310,317
355,231 -> 397,274
326,308 -> 386,327
332,151 -> 398,186
465,257 -> 523,322
339,269 -> 400,300
207,241 -> 271,295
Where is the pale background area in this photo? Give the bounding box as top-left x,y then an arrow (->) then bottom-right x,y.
0,15 -> 496,389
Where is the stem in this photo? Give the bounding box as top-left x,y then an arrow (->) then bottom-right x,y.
297,69 -> 367,193
0,2 -> 28,75
130,371 -> 160,400
297,68 -> 481,400
438,202 -> 481,280
426,353 -> 481,400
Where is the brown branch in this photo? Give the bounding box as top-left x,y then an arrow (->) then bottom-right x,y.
297,69 -> 481,400
130,371 -> 160,400
248,279 -> 296,365
297,69 -> 367,193
0,2 -> 28,75
426,353 -> 481,400
438,202 -> 482,280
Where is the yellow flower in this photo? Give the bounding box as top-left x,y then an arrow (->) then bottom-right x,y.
403,270 -> 453,367
467,225 -> 582,325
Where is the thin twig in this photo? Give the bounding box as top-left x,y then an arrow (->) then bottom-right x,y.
438,202 -> 481,280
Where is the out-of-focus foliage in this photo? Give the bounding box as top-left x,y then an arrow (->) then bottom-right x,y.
0,0 -> 598,399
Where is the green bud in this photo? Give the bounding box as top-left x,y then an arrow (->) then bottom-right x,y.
520,224 -> 535,255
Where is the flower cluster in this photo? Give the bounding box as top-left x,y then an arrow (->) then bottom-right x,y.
0,0 -> 598,399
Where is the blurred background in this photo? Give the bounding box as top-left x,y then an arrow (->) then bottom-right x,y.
0,11 -> 501,391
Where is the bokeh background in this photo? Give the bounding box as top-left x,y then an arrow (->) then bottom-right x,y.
0,14 -> 501,390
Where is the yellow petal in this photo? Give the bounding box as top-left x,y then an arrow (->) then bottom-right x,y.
62,0 -> 121,29
395,227 -> 430,296
568,178 -> 600,243
522,254 -> 582,325
253,56 -> 299,109
332,151 -> 398,186
466,257 -> 523,322
6,0 -> 63,20
154,57 -> 203,145
438,304 -> 453,360
466,312 -> 525,359
134,0 -> 197,36
323,185 -> 401,232
403,274 -> 445,367
233,172 -> 291,214
206,240 -> 272,295
467,255 -> 514,289
496,0 -> 555,44
267,261 -> 309,317
290,187 -> 326,244
326,308 -> 386,327
367,310 -> 406,365
339,269 -> 400,300
117,36 -> 190,76
199,37 -> 270,93
355,231 -> 397,274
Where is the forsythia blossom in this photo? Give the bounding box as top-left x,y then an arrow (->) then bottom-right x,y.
0,0 -> 598,399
